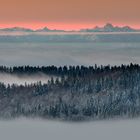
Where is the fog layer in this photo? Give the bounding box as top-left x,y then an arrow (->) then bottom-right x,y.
0,73 -> 52,85
0,42 -> 140,66
0,118 -> 139,140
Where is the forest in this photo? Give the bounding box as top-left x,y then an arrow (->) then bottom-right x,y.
0,63 -> 140,121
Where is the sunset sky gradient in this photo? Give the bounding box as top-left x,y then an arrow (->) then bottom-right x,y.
0,0 -> 140,30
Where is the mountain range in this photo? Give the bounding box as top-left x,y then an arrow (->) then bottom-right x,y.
0,27 -> 65,32
0,23 -> 139,32
80,23 -> 140,32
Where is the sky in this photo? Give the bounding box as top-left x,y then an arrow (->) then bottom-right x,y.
0,0 -> 140,30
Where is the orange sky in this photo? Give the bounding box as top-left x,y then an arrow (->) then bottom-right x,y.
0,0 -> 140,30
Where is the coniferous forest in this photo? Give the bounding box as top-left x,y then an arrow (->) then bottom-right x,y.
0,63 -> 140,121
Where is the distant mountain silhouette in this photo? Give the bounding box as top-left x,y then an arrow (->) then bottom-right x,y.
0,27 -> 34,32
80,23 -> 139,32
0,23 -> 139,32
0,27 -> 65,32
36,27 -> 65,32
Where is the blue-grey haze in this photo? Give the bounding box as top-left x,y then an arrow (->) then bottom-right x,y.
0,118 -> 139,140
0,33 -> 140,140
0,42 -> 139,66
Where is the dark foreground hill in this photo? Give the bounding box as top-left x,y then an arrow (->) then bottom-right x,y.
0,64 -> 140,121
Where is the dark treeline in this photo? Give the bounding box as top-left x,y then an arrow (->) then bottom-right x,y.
0,63 -> 139,76
0,63 -> 140,121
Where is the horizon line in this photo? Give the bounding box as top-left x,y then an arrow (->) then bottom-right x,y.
0,23 -> 139,31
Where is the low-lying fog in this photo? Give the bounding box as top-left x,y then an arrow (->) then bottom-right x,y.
0,118 -> 139,140
0,42 -> 140,66
0,73 -> 53,85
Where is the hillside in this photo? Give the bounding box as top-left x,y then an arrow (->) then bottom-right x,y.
0,64 -> 140,120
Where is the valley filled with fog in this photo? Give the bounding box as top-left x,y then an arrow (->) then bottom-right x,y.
0,41 -> 140,85
0,42 -> 140,66
0,33 -> 140,140
0,73 -> 53,85
0,118 -> 140,140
